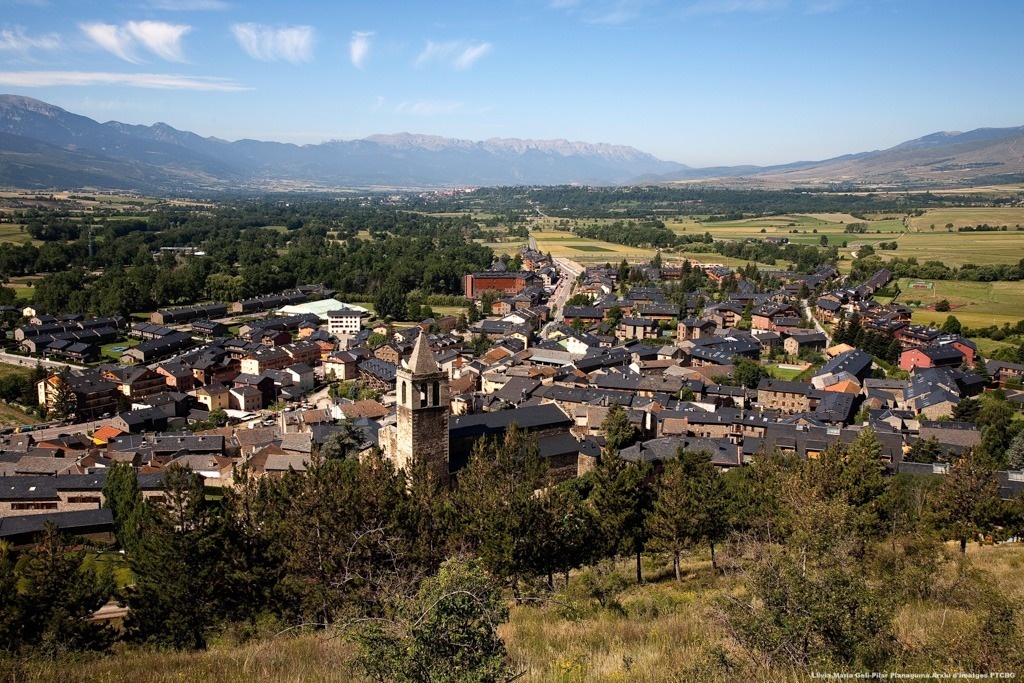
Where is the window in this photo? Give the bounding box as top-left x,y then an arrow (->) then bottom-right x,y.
432,381 -> 440,406
67,496 -> 101,505
11,502 -> 58,510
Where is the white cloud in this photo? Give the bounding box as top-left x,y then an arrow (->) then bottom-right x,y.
80,22 -> 138,62
0,26 -> 61,55
79,20 -> 190,62
453,43 -> 491,69
415,40 -> 492,70
395,100 -> 463,116
231,23 -> 314,63
0,70 -> 249,91
126,21 -> 190,61
349,30 -> 373,69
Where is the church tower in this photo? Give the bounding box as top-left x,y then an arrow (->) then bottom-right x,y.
395,333 -> 450,485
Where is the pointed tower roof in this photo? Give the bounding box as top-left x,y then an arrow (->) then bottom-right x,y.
408,333 -> 440,375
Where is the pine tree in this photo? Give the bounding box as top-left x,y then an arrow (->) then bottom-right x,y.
590,453 -> 653,583
49,367 -> 76,420
271,452 -> 411,626
0,540 -> 23,653
933,448 -> 1002,553
219,463 -> 286,625
600,403 -> 639,454
904,436 -> 943,464
102,461 -> 145,556
353,557 -> 510,683
533,476 -> 598,588
647,450 -> 727,579
16,522 -> 115,655
1006,431 -> 1024,471
124,466 -> 226,650
453,425 -> 547,597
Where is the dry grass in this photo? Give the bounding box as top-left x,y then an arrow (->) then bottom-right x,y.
4,632 -> 365,683
11,544 -> 1024,683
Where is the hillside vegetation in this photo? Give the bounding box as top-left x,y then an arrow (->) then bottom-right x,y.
4,543 -> 1022,682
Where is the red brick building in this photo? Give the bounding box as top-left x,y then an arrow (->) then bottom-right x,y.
464,272 -> 536,300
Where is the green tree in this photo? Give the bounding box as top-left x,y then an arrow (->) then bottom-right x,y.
647,450 -> 727,579
102,462 -> 145,556
270,453 -> 410,626
320,421 -> 367,460
940,315 -> 962,335
590,454 -> 653,583
49,367 -> 76,420
724,542 -> 895,671
0,540 -> 20,653
934,299 -> 951,312
734,356 -> 771,390
375,279 -> 408,321
219,463 -> 286,626
933,449 -> 1002,553
1005,430 -> 1024,470
353,557 -> 510,683
600,403 -> 639,453
533,477 -> 598,588
904,436 -> 943,464
124,466 -> 226,650
15,523 -> 115,655
604,304 -> 623,327
453,425 -> 547,596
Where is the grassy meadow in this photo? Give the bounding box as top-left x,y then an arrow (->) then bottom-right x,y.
896,278 -> 1024,329
8,542 -> 1022,683
0,362 -> 40,428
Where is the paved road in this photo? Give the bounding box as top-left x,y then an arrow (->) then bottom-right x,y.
27,418 -> 114,441
542,256 -> 585,338
800,298 -> 831,344
0,351 -> 83,372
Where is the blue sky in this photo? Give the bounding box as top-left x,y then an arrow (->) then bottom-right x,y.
0,0 -> 1021,167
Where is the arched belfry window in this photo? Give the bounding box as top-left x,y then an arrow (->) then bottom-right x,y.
420,383 -> 427,407
432,381 -> 440,406
401,381 -> 406,404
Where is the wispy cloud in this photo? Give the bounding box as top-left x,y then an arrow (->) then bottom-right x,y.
142,0 -> 229,9
349,30 -> 373,69
415,40 -> 491,70
0,26 -> 61,56
231,23 -> 314,63
0,70 -> 249,91
79,20 -> 190,62
396,99 -> 463,115
550,0 -> 651,25
80,23 -> 137,62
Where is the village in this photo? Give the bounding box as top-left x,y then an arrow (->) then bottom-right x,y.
2,244 -> 1024,544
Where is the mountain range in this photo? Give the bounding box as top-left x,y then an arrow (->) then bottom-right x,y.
0,94 -> 1022,192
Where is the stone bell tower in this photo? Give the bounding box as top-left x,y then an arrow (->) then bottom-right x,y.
395,333 -> 450,485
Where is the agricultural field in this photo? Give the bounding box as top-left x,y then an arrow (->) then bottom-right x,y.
0,222 -> 42,246
906,207 -> 1024,232
530,231 -> 653,262
896,278 -> 1024,329
667,213 -> 907,248
874,230 -> 1024,267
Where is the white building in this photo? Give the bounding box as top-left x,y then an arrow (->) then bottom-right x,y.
327,308 -> 363,336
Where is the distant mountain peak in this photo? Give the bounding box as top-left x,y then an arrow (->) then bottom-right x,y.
0,94 -> 686,189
